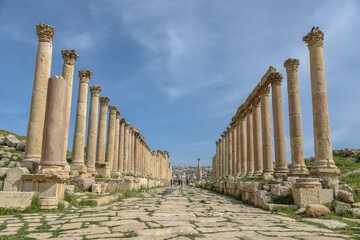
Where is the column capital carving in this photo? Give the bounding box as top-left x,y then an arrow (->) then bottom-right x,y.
269,72 -> 283,86
125,122 -> 130,128
90,84 -> 102,97
116,110 -> 121,119
61,49 -> 79,65
260,85 -> 270,96
284,58 -> 300,72
240,111 -> 247,119
226,127 -> 231,132
36,23 -> 55,43
303,27 -> 324,48
99,96 -> 110,106
120,118 -> 126,124
252,96 -> 261,106
221,133 -> 225,138
79,69 -> 92,83
108,105 -> 118,112
246,105 -> 253,113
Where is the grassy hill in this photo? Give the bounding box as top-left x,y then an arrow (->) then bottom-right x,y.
0,129 -> 26,141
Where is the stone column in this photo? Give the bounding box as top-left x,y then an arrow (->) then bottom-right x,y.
39,76 -> 67,174
246,107 -> 254,176
284,58 -> 310,177
240,113 -> 247,177
24,23 -> 55,164
96,97 -> 110,164
134,131 -> 140,173
227,127 -> 233,176
303,28 -> 339,180
123,122 -> 130,172
105,105 -> 118,171
218,139 -> 223,178
113,111 -> 121,171
260,86 -> 274,174
216,141 -> 220,178
197,158 -> 202,181
223,132 -> 228,176
236,119 -> 241,175
85,85 -> 102,174
270,72 -> 289,176
252,97 -> 263,177
129,128 -> 135,173
61,50 -> 79,168
230,123 -> 237,176
71,69 -> 92,174
119,119 -> 126,172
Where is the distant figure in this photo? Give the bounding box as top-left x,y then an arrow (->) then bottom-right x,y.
170,179 -> 173,185
186,179 -> 189,185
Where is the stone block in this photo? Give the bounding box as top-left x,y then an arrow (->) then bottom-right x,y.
255,190 -> 270,208
73,178 -> 96,191
0,134 -> 4,145
265,203 -> 298,211
0,152 -> 11,158
107,180 -> 119,192
3,167 -> 29,191
111,171 -> 121,179
352,202 -> 360,208
262,173 -> 276,181
16,140 -> 26,151
4,135 -> 20,147
65,185 -> 74,193
38,197 -> 58,210
0,168 -> 10,178
305,204 -> 331,217
8,161 -> 21,168
292,188 -> 319,208
0,160 -> 9,167
21,161 -> 40,174
92,184 -> 101,194
242,191 -> 249,201
335,190 -> 354,203
138,177 -> 148,188
248,182 -> 262,192
0,191 -> 34,211
333,201 -> 351,213
271,184 -> 291,196
101,182 -> 108,193
319,189 -> 334,204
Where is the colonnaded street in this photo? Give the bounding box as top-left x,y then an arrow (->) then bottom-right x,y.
0,187 -> 353,240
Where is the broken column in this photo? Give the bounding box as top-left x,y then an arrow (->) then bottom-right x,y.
197,158 -> 202,181
85,85 -> 102,174
24,23 -> 55,167
71,69 -> 92,175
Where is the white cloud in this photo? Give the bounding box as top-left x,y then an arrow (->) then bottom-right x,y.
59,32 -> 99,51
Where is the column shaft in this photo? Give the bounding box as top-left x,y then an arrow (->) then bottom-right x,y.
253,97 -> 263,176
118,119 -> 125,172
240,115 -> 247,176
96,97 -> 110,164
246,109 -> 254,176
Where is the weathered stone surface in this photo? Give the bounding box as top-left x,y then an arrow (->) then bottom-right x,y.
8,162 -> 21,168
16,140 -> 26,151
0,152 -> 11,158
305,204 -> 330,217
0,168 -> 9,178
0,191 -> 34,211
352,202 -> 360,208
92,184 -> 101,194
3,167 -> 29,191
292,188 -> 319,208
265,203 -> 298,211
270,184 -> 291,196
111,171 -> 121,179
73,178 -> 96,190
4,135 -> 20,148
65,185 -> 75,193
334,190 -> 354,203
319,189 -> 334,204
333,201 -> 351,213
303,219 -> 347,229
0,134 -> 4,145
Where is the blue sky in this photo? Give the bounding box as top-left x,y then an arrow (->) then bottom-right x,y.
0,0 -> 359,167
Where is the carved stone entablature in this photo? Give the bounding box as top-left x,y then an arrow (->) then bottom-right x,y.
79,69 -> 92,83
99,96 -> 110,106
284,58 -> 300,72
36,23 -> 55,43
90,84 -> 102,97
252,96 -> 261,106
303,27 -> 324,48
61,49 -> 79,65
269,72 -> 283,86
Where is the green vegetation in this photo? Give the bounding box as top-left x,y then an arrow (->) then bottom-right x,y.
122,231 -> 138,238
271,195 -> 294,205
178,233 -> 205,239
340,172 -> 360,202
0,129 -> 26,140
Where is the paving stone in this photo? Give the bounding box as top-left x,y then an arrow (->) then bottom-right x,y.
303,218 -> 348,229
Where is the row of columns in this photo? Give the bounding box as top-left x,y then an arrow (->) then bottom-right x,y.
212,27 -> 339,181
23,23 -> 172,182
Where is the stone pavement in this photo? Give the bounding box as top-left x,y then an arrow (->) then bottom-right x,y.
0,186 -> 354,239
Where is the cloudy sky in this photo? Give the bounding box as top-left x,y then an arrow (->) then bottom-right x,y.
0,0 -> 359,167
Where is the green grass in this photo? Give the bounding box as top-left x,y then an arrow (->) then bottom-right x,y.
339,172 -> 360,202
178,233 -> 205,239
122,231 -> 138,238
334,156 -> 360,173
271,195 -> 294,205
0,129 -> 26,141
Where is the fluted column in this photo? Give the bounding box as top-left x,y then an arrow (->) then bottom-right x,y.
216,141 -> 220,178
227,127 -> 233,176
303,28 -> 339,179
284,58 -> 310,177
252,97 -> 263,176
240,113 -> 247,177
260,86 -> 274,174
236,119 -> 241,175
246,107 -> 254,176
71,69 -> 92,174
61,50 -> 79,167
230,123 -> 237,176
85,85 -> 102,174
96,97 -> 110,164
129,128 -> 135,173
119,119 -> 126,172
39,76 -> 67,174
123,122 -> 130,172
24,23 -> 55,164
113,111 -> 121,171
219,139 -> 223,178
223,132 -> 228,176
106,105 -> 118,171
270,72 -> 289,176
134,131 -> 140,173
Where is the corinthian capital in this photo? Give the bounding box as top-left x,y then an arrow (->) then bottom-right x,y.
120,118 -> 126,124
260,85 -> 270,96
252,96 -> 261,106
90,84 -> 102,97
108,105 -> 118,112
303,27 -> 324,48
61,49 -> 79,65
79,69 -> 92,83
269,72 -> 283,86
284,58 -> 300,72
36,23 -> 55,43
116,110 -> 121,119
99,97 -> 110,106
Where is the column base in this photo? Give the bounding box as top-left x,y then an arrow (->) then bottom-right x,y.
23,154 -> 41,163
263,168 -> 274,175
39,165 -> 66,176
274,166 -> 289,177
70,162 -> 87,175
309,159 -> 340,180
87,167 -> 96,175
246,171 -> 254,177
253,170 -> 263,177
95,162 -> 110,177
288,164 -> 310,178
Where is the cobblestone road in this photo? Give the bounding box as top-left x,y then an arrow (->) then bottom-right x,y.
0,186 -> 353,239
